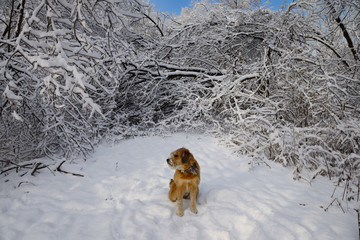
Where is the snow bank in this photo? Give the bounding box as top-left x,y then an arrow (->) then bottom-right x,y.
0,135 -> 357,239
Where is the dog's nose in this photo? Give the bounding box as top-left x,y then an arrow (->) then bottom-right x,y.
167,158 -> 170,163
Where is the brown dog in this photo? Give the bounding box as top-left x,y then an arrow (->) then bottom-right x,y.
167,148 -> 200,216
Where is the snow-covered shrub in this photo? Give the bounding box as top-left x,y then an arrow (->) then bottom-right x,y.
0,0 -> 159,167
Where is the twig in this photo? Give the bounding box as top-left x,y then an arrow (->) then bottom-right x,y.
342,177 -> 350,201
0,162 -> 33,175
357,209 -> 360,240
18,181 -> 36,187
357,179 -> 359,202
324,198 -> 345,213
22,162 -> 47,177
56,161 -> 84,177
331,178 -> 341,198
324,158 -> 331,180
44,164 -> 56,176
31,162 -> 42,176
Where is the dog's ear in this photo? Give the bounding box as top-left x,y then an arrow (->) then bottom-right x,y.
181,149 -> 191,164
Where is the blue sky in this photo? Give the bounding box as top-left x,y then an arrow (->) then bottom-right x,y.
149,0 -> 286,15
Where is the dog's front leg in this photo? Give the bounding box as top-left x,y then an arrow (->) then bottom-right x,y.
168,179 -> 177,202
176,186 -> 184,217
190,184 -> 198,214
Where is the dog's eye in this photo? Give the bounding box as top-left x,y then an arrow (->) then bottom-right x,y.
174,154 -> 178,158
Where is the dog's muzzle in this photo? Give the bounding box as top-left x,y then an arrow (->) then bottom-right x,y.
167,158 -> 174,168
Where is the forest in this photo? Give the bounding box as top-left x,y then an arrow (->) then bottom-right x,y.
1,0 -> 359,205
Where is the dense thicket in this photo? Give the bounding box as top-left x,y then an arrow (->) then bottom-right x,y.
1,0 -> 359,205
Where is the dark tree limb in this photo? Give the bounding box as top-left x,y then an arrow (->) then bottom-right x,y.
304,35 -> 350,68
141,12 -> 164,37
31,162 -> 43,176
0,161 -> 32,175
325,0 -> 359,62
56,161 -> 84,177
14,0 -> 26,38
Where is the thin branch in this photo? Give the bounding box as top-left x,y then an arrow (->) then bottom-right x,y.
15,0 -> 26,38
304,35 -> 350,68
141,12 -> 164,37
56,161 -> 84,177
324,0 -> 359,62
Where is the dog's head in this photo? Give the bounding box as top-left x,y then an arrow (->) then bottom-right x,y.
167,148 -> 192,171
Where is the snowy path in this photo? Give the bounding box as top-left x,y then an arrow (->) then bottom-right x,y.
0,135 -> 357,240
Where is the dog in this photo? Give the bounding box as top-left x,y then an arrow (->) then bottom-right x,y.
166,148 -> 200,216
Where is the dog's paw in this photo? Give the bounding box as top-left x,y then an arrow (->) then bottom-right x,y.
176,209 -> 184,217
190,207 -> 198,214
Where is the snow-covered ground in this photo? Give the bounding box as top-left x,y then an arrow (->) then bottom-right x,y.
0,134 -> 357,240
